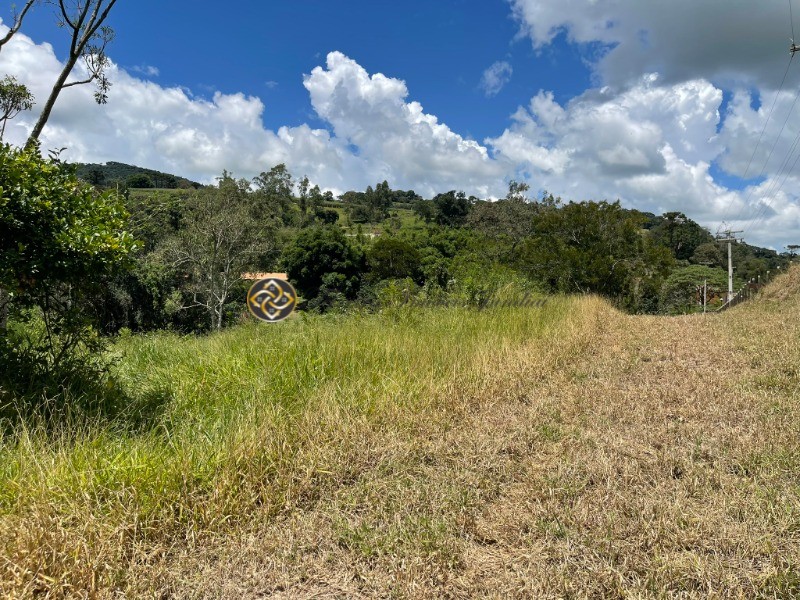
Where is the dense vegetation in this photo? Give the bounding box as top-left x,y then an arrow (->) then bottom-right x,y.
2,264 -> 799,597
2,149 -> 792,405
83,164 -> 791,337
2,3 -> 798,595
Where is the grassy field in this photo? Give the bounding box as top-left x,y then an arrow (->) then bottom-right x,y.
1,268 -> 799,598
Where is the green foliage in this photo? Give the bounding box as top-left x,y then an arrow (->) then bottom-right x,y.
649,212 -> 714,261
343,181 -> 420,224
0,143 -> 136,301
517,201 -> 674,311
467,198 -> 537,243
282,226 -> 365,310
690,242 -> 724,267
0,143 -> 136,404
253,163 -> 295,225
157,182 -> 276,330
0,75 -> 34,140
314,207 -> 339,224
412,198 -> 436,223
126,173 -> 153,188
431,190 -> 472,227
731,241 -> 788,282
367,237 -> 421,282
75,161 -> 199,189
84,167 -> 105,186
41,157 -> 790,331
659,265 -> 729,314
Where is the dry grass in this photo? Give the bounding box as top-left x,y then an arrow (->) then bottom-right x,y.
2,267 -> 799,598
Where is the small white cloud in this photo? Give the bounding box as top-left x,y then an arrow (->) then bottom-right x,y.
480,61 -> 513,97
130,64 -> 159,77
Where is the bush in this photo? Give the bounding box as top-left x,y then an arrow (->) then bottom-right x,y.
0,143 -> 136,408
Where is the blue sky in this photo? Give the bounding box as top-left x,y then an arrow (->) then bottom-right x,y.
2,0 -> 799,249
12,0 -> 596,142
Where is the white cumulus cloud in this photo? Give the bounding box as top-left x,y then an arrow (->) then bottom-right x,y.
303,51 -> 506,197
503,0 -> 800,248
0,29 -> 507,198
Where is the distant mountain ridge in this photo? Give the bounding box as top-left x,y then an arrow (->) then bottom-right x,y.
75,161 -> 204,190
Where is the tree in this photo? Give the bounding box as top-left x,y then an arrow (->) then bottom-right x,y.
0,142 -> 136,393
252,163 -> 295,225
467,198 -> 536,244
371,180 -> 393,220
0,75 -> 34,139
432,190 -> 471,227
297,175 -> 310,221
506,180 -> 530,203
126,173 -> 153,188
517,200 -> 674,311
85,166 -> 104,186
27,0 -> 118,145
281,226 -> 364,310
314,207 -> 339,224
649,212 -> 714,261
412,198 -> 436,223
0,142 -> 136,306
159,184 -> 272,331
368,237 -> 421,282
340,181 -> 398,224
659,265 -> 728,314
690,242 -> 724,268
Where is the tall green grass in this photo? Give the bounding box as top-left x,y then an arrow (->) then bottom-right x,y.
1,297 -> 597,594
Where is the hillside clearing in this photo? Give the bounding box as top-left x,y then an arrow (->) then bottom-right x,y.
2,269 -> 799,598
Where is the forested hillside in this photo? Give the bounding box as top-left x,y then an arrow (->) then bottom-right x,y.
75,161 -> 203,190
80,163 -> 791,335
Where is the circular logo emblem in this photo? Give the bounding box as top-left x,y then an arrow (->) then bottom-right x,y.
247,278 -> 297,322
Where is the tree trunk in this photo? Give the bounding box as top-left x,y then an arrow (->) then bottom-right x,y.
25,0 -> 118,145
26,53 -> 80,145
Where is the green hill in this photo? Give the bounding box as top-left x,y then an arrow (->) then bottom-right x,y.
75,161 -> 203,190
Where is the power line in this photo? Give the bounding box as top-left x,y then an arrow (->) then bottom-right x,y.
733,73 -> 800,225
741,56 -> 800,235
722,2 -> 799,232
742,108 -> 800,230
720,55 -> 795,227
744,132 -> 800,234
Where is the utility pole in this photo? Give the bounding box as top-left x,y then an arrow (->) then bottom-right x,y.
697,261 -> 716,314
717,230 -> 743,303
693,279 -> 708,313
